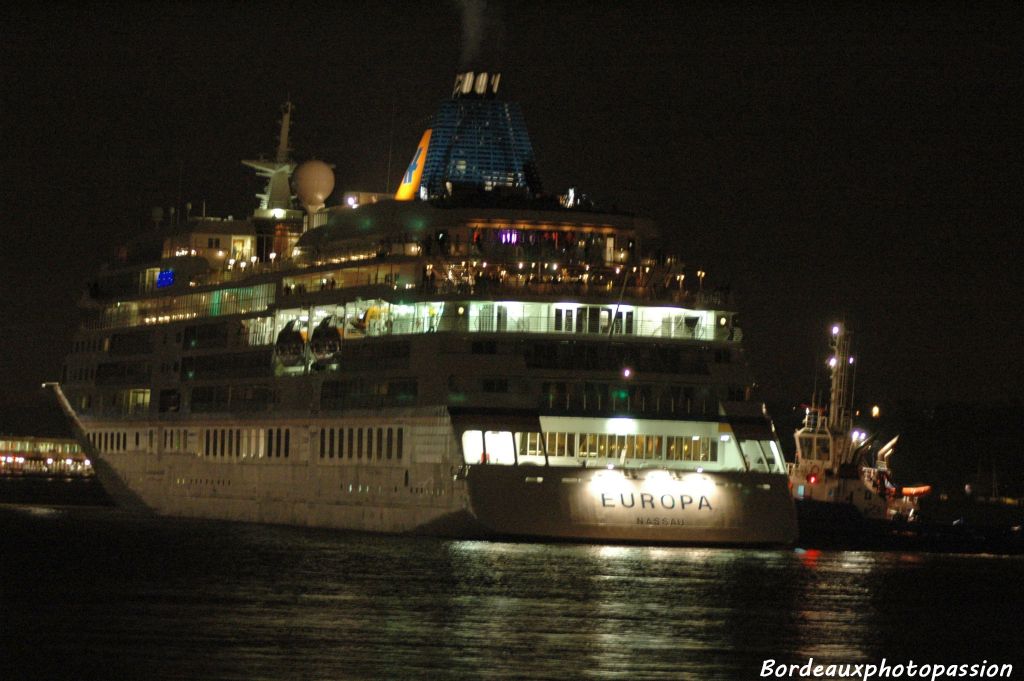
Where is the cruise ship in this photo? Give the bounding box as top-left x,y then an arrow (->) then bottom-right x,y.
56,71 -> 797,545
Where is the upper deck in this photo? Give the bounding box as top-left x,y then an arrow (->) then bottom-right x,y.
78,201 -> 737,353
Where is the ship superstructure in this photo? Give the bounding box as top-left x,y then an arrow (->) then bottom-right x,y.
58,71 -> 796,544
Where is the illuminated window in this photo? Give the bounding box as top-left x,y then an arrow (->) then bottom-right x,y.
519,432 -> 543,457
578,433 -> 598,457
483,431 -> 516,465
462,430 -> 484,464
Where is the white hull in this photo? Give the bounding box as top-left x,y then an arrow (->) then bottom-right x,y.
77,407 -> 797,545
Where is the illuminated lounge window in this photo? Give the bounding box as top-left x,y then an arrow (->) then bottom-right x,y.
519,432 -> 544,457
462,430 -> 483,464
544,432 -> 574,457
483,431 -> 516,465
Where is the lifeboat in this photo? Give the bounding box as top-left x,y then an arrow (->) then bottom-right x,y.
310,316 -> 343,362
274,320 -> 306,366
347,305 -> 381,334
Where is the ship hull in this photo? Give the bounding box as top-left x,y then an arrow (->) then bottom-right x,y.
465,464 -> 797,546
80,415 -> 797,547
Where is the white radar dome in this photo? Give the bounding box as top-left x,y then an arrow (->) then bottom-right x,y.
294,160 -> 335,212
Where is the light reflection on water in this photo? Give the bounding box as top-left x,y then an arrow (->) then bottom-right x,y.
1,507 -> 1022,680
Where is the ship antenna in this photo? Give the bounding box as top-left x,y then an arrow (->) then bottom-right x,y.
276,100 -> 294,164
811,353 -> 820,412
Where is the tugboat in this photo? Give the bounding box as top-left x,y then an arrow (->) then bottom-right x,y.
788,323 -> 931,548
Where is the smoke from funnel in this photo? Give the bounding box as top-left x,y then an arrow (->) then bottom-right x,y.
458,0 -> 503,69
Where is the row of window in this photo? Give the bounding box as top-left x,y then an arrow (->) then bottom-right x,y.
163,428 -> 188,451
71,337 -> 106,353
486,431 -> 720,462
89,430 -> 141,452
67,365 -> 97,382
93,283 -> 275,330
553,306 -> 634,335
320,379 -> 418,409
86,424 -> 403,463
540,381 -> 726,415
192,426 -> 409,466
203,427 -> 290,458
574,432 -> 718,461
318,427 -> 404,461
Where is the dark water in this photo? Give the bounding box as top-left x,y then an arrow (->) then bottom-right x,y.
0,476 -> 112,506
2,500 -> 1022,680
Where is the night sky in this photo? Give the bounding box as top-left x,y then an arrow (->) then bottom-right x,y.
3,1 -> 1022,412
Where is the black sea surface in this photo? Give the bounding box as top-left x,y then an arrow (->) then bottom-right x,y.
2,490 -> 1023,680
